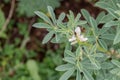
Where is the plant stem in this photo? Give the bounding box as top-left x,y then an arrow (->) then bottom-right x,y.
0,0 -> 15,34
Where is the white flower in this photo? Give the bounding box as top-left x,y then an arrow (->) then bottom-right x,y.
69,27 -> 88,45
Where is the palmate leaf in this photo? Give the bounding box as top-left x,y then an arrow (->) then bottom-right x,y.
17,0 -> 61,17
89,57 -> 101,69
33,6 -> 68,44
95,0 -> 120,18
67,11 -> 84,29
83,46 -> 101,70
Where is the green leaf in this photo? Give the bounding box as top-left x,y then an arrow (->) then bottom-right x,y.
26,60 -> 38,73
57,12 -> 65,23
115,10 -> 120,16
99,14 -> 114,23
74,13 -> 81,24
81,9 -> 91,24
26,60 -> 41,80
48,6 -> 56,25
101,62 -> 114,69
89,17 -> 98,35
69,10 -> 74,21
50,34 -> 64,43
64,42 -> 72,57
82,62 -> 100,70
89,44 -> 97,54
104,21 -> 119,27
0,32 -> 7,38
63,57 -> 76,64
55,33 -> 61,43
89,57 -> 101,69
92,53 -> 104,57
96,12 -> 105,24
110,68 -> 120,75
84,46 -> 101,69
95,1 -> 111,9
77,20 -> 87,25
112,60 -> 120,68
83,46 -> 89,54
100,34 -> 115,40
33,23 -> 52,28
83,69 -> 94,80
95,0 -> 118,10
59,68 -> 75,80
106,8 -> 118,18
76,46 -> 81,56
65,50 -> 75,57
35,11 -> 52,25
95,0 -> 119,18
98,27 -> 110,35
42,31 -> 54,44
76,70 -> 81,80
0,9 -> 5,29
113,28 -> 120,44
67,11 -> 75,28
55,64 -> 74,71
98,39 -> 108,50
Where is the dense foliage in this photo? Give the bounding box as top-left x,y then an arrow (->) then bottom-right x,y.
33,0 -> 120,80
0,0 -> 120,80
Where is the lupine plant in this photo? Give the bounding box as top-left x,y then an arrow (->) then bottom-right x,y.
33,0 -> 120,80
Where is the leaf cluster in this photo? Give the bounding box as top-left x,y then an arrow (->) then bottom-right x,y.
33,0 -> 120,80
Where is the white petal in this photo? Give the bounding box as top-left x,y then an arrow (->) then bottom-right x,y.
71,41 -> 77,45
79,35 -> 88,42
69,35 -> 76,42
79,35 -> 84,40
75,27 -> 81,35
82,37 -> 88,41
